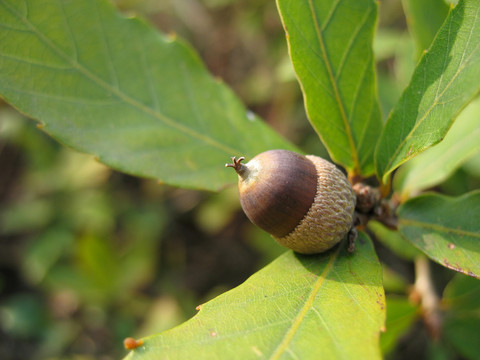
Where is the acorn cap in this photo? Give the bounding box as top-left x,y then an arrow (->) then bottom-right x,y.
275,155 -> 356,254
227,150 -> 356,254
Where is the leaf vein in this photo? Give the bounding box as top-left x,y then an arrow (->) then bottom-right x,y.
1,0 -> 241,155
59,0 -> 79,63
307,0 -> 359,172
269,246 -> 340,359
320,0 -> 340,32
94,0 -> 119,89
383,4 -> 480,175
350,52 -> 372,151
138,39 -> 160,112
333,267 -> 378,325
0,85 -> 119,105
0,52 -> 73,70
311,307 -> 343,354
335,6 -> 372,83
399,219 -> 480,238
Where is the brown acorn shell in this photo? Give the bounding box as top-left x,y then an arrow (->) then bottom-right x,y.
234,150 -> 356,254
237,150 -> 318,238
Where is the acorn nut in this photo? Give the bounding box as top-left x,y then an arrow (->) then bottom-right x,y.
226,149 -> 356,254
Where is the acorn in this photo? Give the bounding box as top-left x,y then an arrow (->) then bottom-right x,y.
226,149 -> 356,254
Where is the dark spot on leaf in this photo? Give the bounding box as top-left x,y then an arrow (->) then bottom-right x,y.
376,298 -> 385,310
468,271 -> 478,278
442,258 -> 471,276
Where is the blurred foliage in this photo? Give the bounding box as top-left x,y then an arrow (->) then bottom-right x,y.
0,1 -> 297,358
0,0 -> 479,359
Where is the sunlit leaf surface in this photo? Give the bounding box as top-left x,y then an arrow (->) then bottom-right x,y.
376,0 -> 480,184
276,0 -> 382,177
0,0 -> 295,191
398,191 -> 480,278
125,233 -> 385,359
394,97 -> 480,197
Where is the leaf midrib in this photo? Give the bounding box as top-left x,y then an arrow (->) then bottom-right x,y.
1,0 -> 240,155
381,2 -> 480,179
307,0 -> 360,173
399,218 -> 480,238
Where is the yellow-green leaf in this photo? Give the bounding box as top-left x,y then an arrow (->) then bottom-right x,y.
394,97 -> 480,197
276,0 -> 382,177
124,233 -> 385,359
398,191 -> 480,278
376,0 -> 480,184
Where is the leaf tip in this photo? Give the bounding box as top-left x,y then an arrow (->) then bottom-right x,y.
167,31 -> 177,42
123,337 -> 144,350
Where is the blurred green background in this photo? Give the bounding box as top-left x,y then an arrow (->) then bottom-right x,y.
1,0 -> 479,359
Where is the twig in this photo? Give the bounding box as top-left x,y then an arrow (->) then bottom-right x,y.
411,256 -> 443,340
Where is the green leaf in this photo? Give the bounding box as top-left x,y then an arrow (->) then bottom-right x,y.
0,0 -> 295,191
368,220 -> 421,261
276,0 -> 382,177
374,30 -> 416,117
380,297 -> 418,356
402,0 -> 450,58
124,233 -> 385,359
443,274 -> 480,313
463,154 -> 480,178
22,227 -> 74,284
77,234 -> 120,297
444,315 -> 480,360
375,0 -> 480,184
397,191 -> 480,278
394,97 -> 480,197
443,275 -> 480,360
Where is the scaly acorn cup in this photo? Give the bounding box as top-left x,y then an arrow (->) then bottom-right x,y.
226,149 -> 356,254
